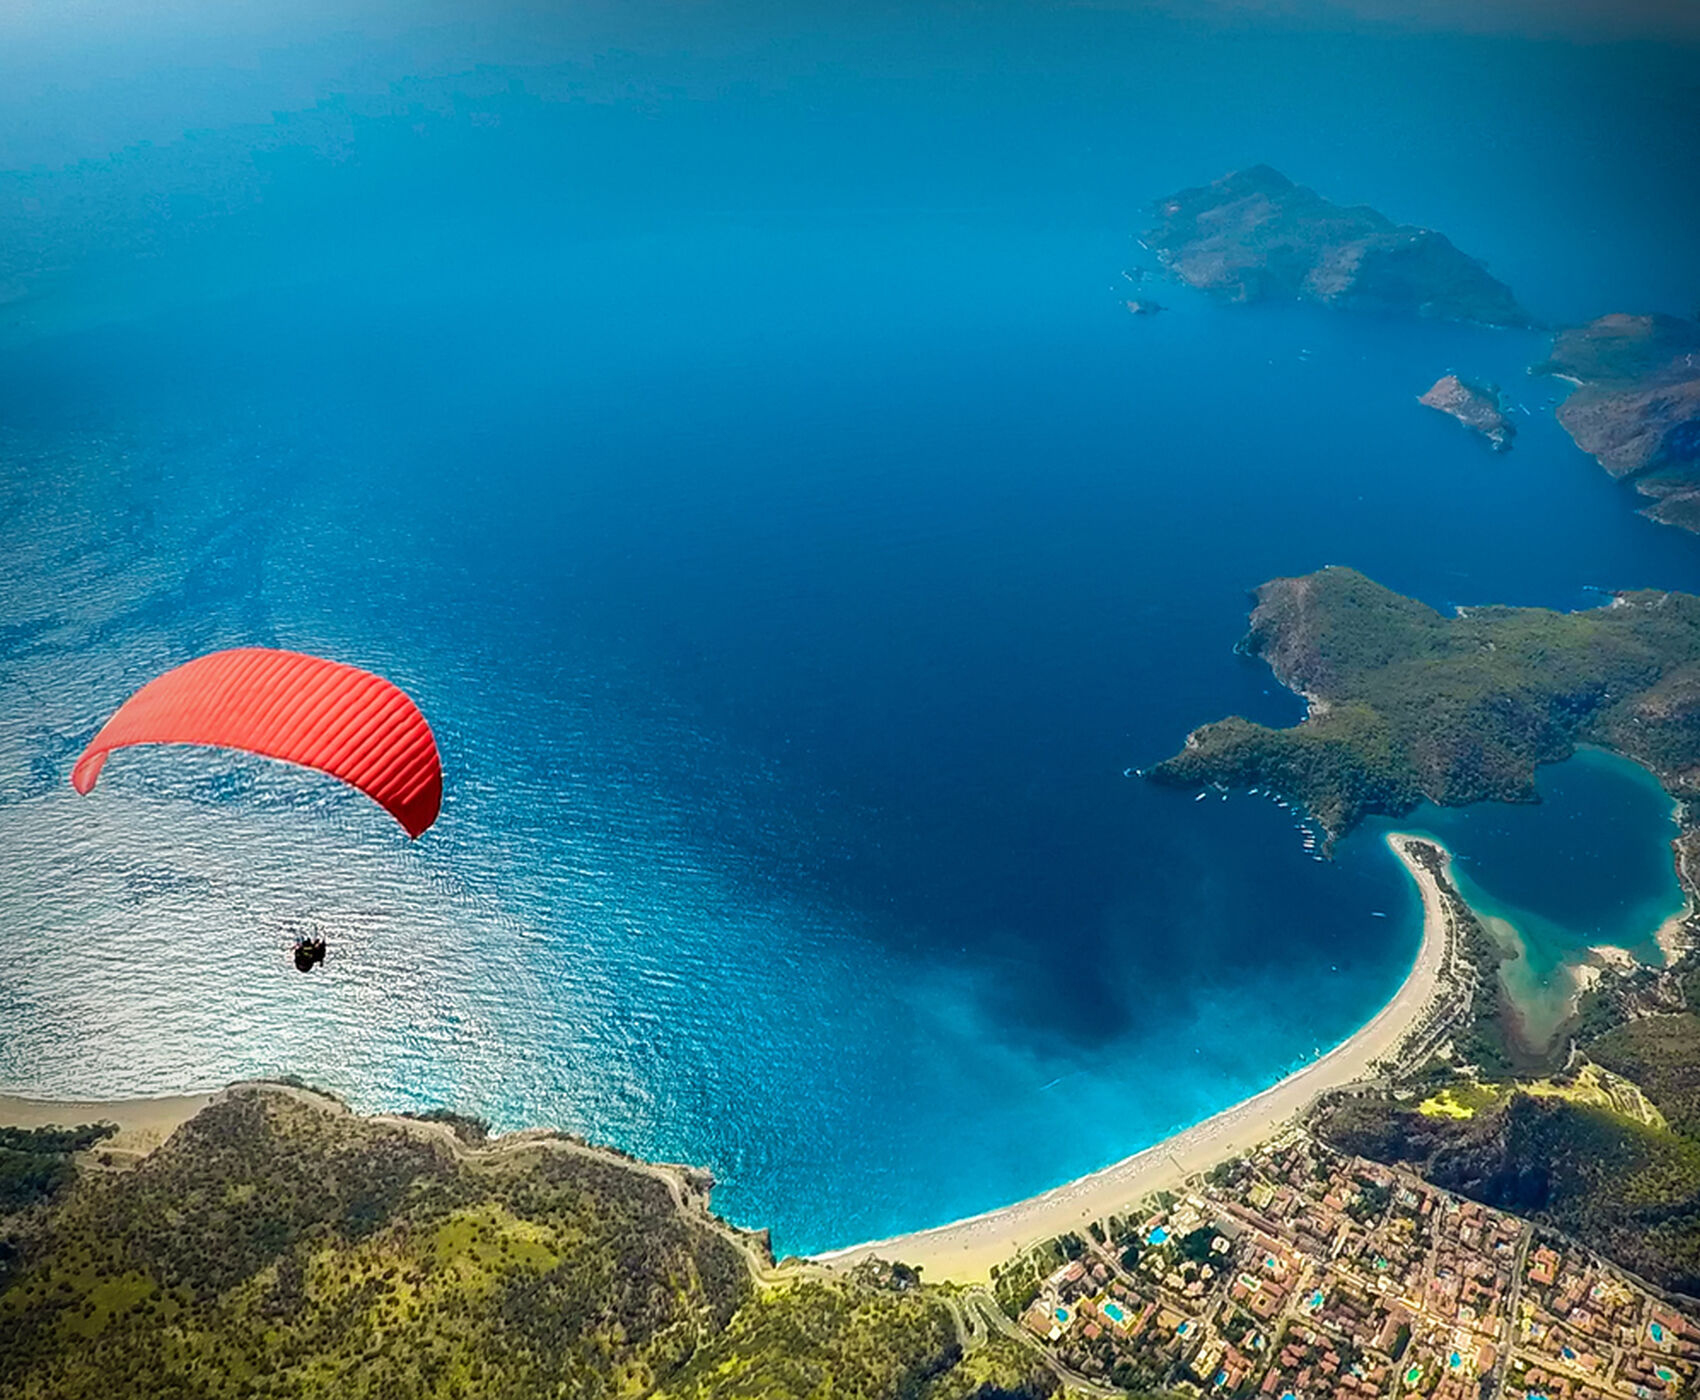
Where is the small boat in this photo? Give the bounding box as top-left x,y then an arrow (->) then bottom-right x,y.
1195,791 -> 1208,801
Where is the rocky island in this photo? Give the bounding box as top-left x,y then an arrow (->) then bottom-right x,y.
1419,373 -> 1515,451
1144,165 -> 1529,326
1536,312 -> 1700,532
1150,566 -> 1700,837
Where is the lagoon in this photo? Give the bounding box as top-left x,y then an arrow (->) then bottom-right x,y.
1370,747 -> 1686,1046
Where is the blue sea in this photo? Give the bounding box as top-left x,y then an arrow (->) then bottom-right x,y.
1,2 -> 1697,1255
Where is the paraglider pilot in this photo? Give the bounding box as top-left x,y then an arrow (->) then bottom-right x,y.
69,647 -> 444,977
292,937 -> 328,973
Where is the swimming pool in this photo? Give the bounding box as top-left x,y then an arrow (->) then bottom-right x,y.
1102,1301 -> 1127,1324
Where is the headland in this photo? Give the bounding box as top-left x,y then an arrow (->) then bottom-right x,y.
1151,567 -> 1700,838
1536,312 -> 1700,534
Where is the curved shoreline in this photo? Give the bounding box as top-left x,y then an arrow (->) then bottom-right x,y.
3,835 -> 1455,1285
0,1089 -> 214,1162
813,831 -> 1455,1282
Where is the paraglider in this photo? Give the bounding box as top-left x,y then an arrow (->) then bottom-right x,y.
71,647 -> 443,970
292,937 -> 328,973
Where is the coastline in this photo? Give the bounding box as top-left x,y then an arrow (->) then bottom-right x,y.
3,834 -> 1456,1286
0,1083 -> 720,1210
0,1089 -> 213,1164
814,831 -> 1454,1283
1657,829 -> 1697,966
1656,906 -> 1693,965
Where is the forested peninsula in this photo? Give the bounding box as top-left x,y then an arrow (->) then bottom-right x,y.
1151,567 -> 1700,836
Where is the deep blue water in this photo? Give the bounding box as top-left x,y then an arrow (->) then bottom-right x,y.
1,4 -> 1697,1253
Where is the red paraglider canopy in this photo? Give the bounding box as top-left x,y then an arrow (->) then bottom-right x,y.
71,648 -> 442,838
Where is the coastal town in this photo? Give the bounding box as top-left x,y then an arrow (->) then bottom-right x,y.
10,825 -> 1693,1400
987,1128 -> 1698,1400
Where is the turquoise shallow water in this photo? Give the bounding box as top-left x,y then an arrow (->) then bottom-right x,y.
1372,748 -> 1687,1045
0,4 -> 1696,1255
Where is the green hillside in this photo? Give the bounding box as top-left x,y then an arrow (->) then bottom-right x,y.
0,1087 -> 1050,1400
1152,567 -> 1700,834
1317,855 -> 1700,1297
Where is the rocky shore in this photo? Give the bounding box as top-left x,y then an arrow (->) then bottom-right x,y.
1419,373 -> 1515,450
1536,312 -> 1700,532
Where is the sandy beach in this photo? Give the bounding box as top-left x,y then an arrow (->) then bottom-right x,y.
1655,898 -> 1694,966
3,834 -> 1455,1285
0,1089 -> 212,1162
815,831 -> 1455,1283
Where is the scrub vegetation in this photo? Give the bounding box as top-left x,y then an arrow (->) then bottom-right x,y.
1153,566 -> 1700,836
657,1280 -> 956,1399
0,1125 -> 115,1216
1319,902 -> 1700,1297
0,1087 -> 1046,1400
1590,1013 -> 1700,1139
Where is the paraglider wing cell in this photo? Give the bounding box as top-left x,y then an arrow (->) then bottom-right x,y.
71,648 -> 442,837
